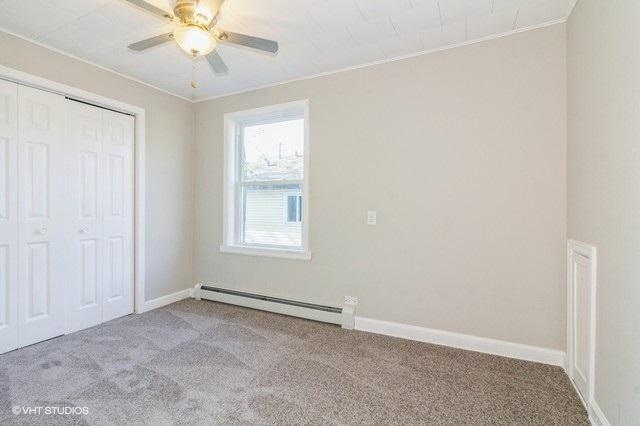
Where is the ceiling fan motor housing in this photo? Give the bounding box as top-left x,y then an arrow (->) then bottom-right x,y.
174,0 -> 208,25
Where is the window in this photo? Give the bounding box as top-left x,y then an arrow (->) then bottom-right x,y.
221,101 -> 310,260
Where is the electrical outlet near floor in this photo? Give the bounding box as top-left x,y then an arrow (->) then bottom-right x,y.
344,296 -> 359,306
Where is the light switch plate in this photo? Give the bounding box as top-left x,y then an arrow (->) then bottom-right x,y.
367,211 -> 377,225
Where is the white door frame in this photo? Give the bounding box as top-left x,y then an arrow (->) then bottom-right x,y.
566,239 -> 597,408
0,64 -> 146,315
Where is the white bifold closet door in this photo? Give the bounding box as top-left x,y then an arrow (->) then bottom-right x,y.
100,108 -> 134,323
67,101 -> 134,333
17,85 -> 69,347
0,81 -> 134,353
0,80 -> 18,353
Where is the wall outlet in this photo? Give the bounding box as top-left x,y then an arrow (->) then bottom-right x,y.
367,211 -> 377,225
344,296 -> 359,306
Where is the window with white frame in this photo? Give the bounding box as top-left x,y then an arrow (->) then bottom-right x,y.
222,101 -> 309,259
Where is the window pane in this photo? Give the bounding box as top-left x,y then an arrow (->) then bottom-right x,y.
243,184 -> 302,247
241,118 -> 304,181
287,196 -> 298,222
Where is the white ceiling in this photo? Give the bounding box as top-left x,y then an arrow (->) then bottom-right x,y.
0,0 -> 576,101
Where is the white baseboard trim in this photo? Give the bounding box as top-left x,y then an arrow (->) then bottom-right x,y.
565,369 -> 610,426
143,288 -> 193,312
589,400 -> 611,426
354,317 -> 566,367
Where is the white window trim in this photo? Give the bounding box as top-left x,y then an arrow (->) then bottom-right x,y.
221,100 -> 311,261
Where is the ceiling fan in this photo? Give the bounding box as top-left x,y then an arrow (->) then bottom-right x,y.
124,0 -> 279,77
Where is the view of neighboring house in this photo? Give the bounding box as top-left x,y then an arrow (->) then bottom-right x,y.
244,186 -> 302,247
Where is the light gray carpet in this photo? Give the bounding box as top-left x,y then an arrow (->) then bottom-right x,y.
0,299 -> 587,425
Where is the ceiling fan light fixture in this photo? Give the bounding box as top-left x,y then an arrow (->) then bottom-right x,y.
173,24 -> 216,56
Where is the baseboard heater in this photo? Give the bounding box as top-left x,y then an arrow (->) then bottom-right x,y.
194,284 -> 355,329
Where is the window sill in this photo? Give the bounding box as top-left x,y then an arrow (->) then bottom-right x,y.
220,245 -> 312,261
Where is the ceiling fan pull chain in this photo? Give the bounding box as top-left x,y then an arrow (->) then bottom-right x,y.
191,56 -> 197,89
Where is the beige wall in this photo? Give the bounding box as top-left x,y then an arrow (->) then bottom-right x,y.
567,1 -> 640,423
0,31 -> 195,301
0,22 -> 572,355
195,24 -> 567,350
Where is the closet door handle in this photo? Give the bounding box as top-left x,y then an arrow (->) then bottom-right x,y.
79,226 -> 88,234
37,227 -> 47,235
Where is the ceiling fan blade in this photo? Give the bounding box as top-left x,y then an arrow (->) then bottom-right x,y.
123,0 -> 174,20
217,31 -> 279,54
128,33 -> 174,51
206,50 -> 229,75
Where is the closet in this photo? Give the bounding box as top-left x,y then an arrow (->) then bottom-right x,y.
0,79 -> 134,354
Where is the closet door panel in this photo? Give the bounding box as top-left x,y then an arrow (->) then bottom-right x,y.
17,85 -> 68,347
102,110 -> 134,322
67,101 -> 103,333
0,80 -> 18,354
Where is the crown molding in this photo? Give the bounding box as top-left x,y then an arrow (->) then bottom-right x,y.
2,16 -> 567,104
194,18 -> 567,103
0,27 -> 193,103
